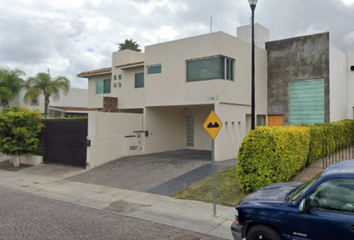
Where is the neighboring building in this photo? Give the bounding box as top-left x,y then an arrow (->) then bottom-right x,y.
266,32 -> 347,126
78,24 -> 354,161
4,88 -> 89,117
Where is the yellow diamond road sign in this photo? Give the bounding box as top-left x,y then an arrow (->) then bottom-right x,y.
203,110 -> 223,140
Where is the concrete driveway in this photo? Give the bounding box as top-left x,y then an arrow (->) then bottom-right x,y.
68,150 -> 236,196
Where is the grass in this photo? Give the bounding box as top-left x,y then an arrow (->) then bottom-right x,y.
172,165 -> 248,207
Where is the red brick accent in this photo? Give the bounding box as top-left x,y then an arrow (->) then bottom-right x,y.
103,97 -> 118,112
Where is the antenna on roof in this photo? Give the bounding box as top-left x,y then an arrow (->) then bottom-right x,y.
210,16 -> 213,33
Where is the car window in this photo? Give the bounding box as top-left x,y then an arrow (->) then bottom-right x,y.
291,173 -> 321,202
308,179 -> 354,214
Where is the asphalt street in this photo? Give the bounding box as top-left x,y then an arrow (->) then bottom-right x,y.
0,186 -> 224,240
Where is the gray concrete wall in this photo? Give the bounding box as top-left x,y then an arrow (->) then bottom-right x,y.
266,32 -> 330,125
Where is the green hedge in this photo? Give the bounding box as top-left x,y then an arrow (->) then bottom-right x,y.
308,120 -> 354,164
237,120 -> 354,192
42,117 -> 88,122
237,126 -> 310,192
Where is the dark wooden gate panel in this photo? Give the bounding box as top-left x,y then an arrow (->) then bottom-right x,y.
41,120 -> 88,168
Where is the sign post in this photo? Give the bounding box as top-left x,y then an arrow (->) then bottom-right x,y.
203,110 -> 223,217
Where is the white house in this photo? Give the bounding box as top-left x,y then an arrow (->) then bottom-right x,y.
78,25 -> 268,164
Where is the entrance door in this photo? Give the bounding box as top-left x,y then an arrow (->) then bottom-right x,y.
186,115 -> 194,148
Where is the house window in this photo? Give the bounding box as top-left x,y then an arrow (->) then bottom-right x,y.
31,96 -> 39,106
114,75 -> 117,80
96,79 -> 111,94
135,73 -> 144,88
147,64 -> 162,75
187,55 -> 234,82
257,115 -> 266,126
118,74 -> 122,80
113,83 -> 117,88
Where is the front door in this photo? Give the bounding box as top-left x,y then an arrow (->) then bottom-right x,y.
186,115 -> 194,148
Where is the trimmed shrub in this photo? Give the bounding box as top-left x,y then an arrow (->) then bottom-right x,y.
0,106 -> 44,166
237,126 -> 310,192
308,120 -> 354,164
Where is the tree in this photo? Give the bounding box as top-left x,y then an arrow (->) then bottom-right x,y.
24,73 -> 70,118
0,106 -> 44,167
0,68 -> 25,108
118,39 -> 141,52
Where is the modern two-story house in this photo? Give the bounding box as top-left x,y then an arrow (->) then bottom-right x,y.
78,24 -> 354,163
78,26 -> 268,162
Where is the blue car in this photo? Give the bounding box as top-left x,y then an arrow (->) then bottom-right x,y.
231,160 -> 354,240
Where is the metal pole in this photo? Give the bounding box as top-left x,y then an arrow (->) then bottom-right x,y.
251,4 -> 256,130
212,139 -> 216,217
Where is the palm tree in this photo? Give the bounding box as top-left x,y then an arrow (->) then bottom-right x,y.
118,39 -> 141,52
24,73 -> 70,118
0,68 -> 25,108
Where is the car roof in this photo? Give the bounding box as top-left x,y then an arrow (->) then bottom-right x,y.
322,159 -> 354,176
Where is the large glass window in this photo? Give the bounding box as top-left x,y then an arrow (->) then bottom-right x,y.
187,56 -> 234,82
147,65 -> 162,75
96,79 -> 111,94
135,72 -> 144,88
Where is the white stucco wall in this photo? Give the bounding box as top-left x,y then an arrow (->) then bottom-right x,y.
330,44 -> 348,122
87,73 -> 112,109
214,103 -> 251,161
50,88 -> 87,107
112,67 -> 145,110
347,46 -> 354,119
144,31 -> 268,117
237,23 -> 270,49
86,112 -> 143,169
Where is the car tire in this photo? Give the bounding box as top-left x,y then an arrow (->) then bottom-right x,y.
247,225 -> 282,240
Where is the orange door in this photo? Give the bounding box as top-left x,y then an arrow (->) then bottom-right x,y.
268,115 -> 284,127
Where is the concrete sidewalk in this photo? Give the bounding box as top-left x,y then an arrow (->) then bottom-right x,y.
0,165 -> 234,240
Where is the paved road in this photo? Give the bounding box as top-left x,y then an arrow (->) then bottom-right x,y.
0,186 -> 224,240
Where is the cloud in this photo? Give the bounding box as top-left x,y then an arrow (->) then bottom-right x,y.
0,0 -> 353,89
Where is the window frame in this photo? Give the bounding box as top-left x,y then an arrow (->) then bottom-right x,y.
134,72 -> 144,89
147,64 -> 162,75
31,96 -> 39,106
186,55 -> 235,83
256,115 -> 266,126
96,79 -> 111,94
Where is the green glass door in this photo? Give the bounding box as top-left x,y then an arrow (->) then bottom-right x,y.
289,79 -> 324,125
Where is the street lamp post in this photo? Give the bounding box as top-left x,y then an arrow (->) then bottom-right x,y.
249,0 -> 258,130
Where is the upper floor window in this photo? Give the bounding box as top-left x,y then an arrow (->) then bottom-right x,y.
187,55 -> 234,82
96,79 -> 111,94
31,96 -> 39,106
147,64 -> 162,75
135,72 -> 144,88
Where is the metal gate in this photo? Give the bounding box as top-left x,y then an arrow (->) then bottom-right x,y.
41,119 -> 88,168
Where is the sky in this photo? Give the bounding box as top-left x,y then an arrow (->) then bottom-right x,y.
0,0 -> 354,89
